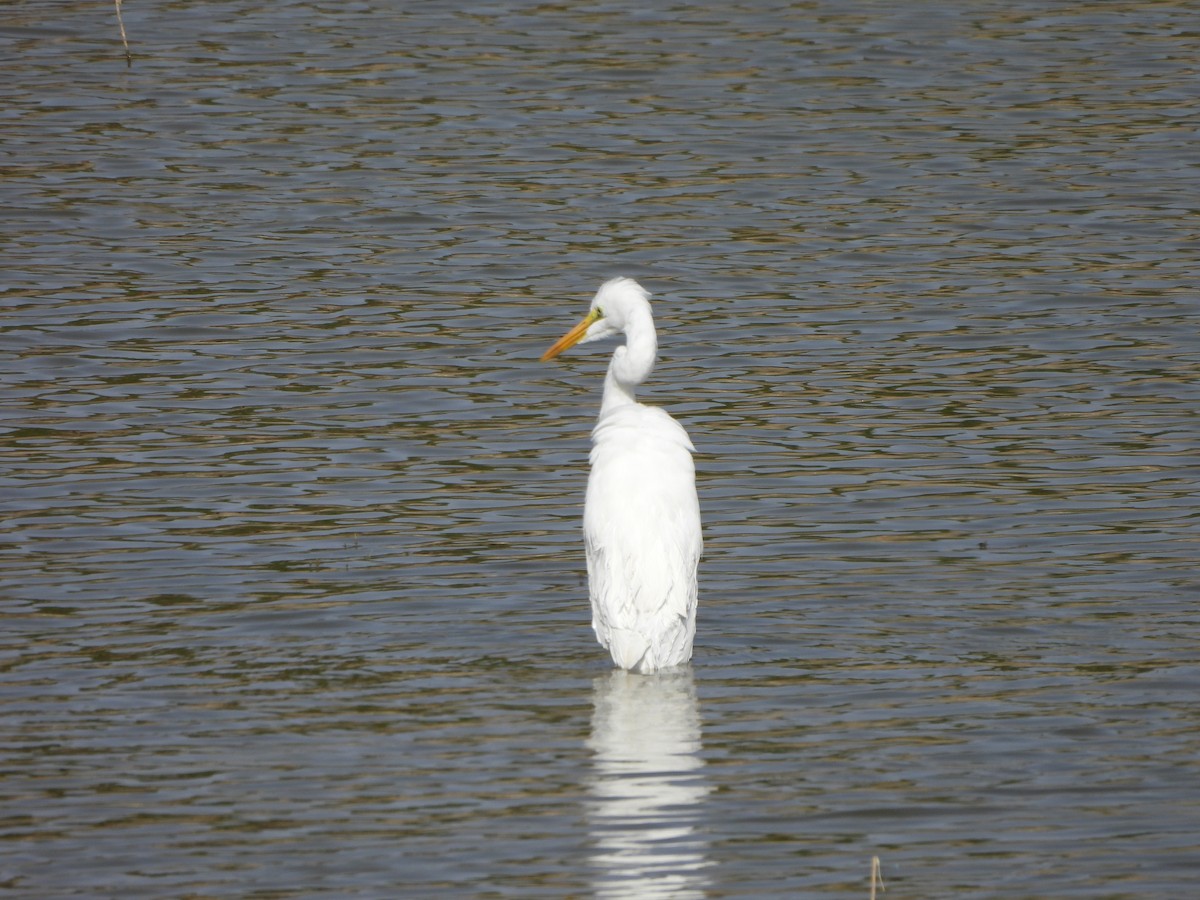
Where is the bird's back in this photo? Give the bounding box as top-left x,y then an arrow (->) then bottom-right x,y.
584,403 -> 702,672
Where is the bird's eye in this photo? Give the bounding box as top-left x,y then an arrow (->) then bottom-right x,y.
594,307 -> 604,318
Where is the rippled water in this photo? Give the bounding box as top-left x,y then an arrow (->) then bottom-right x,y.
3,0 -> 1198,896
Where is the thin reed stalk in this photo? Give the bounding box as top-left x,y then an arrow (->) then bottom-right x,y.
114,0 -> 131,66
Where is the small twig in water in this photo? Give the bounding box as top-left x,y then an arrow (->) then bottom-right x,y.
870,856 -> 886,900
114,0 -> 132,66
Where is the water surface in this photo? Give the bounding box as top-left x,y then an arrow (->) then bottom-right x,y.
2,1 -> 1198,896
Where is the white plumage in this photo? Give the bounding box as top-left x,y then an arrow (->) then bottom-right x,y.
542,278 -> 702,673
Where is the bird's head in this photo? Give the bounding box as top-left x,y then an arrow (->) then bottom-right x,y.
541,277 -> 650,362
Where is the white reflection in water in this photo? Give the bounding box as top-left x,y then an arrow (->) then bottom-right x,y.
587,668 -> 711,899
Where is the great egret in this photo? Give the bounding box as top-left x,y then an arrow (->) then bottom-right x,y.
542,278 -> 702,673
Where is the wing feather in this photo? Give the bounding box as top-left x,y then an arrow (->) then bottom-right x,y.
584,404 -> 702,671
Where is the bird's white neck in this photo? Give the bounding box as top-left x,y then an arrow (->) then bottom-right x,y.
600,306 -> 656,416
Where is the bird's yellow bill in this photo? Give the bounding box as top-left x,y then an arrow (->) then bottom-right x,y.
541,309 -> 600,362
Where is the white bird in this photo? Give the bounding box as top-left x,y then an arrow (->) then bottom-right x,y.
542,278 -> 702,673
